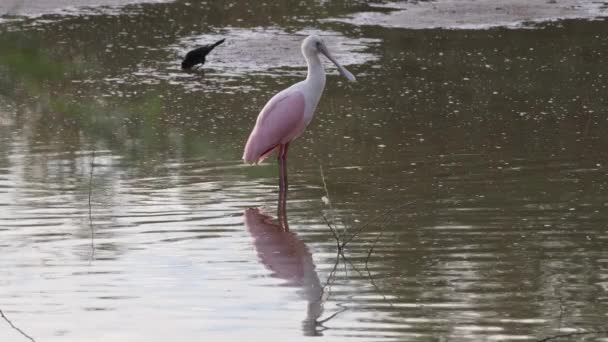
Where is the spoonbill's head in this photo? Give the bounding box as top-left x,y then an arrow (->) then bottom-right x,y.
301,35 -> 356,82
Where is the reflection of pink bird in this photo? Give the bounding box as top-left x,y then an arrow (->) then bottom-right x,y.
244,208 -> 315,285
244,208 -> 323,335
243,35 -> 356,219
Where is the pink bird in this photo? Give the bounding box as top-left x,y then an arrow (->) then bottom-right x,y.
243,35 -> 356,219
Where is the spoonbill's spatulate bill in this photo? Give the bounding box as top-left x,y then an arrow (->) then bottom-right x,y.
242,35 -> 356,218
181,38 -> 225,69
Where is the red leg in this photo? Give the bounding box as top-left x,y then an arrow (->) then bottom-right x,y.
277,143 -> 289,230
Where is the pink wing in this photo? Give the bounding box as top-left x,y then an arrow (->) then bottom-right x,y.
243,90 -> 306,164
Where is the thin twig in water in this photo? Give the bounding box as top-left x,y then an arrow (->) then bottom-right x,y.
317,249 -> 341,304
0,309 -> 36,342
322,210 -> 397,309
319,165 -> 332,210
536,330 -> 608,342
322,214 -> 341,253
341,200 -> 416,250
363,261 -> 394,307
316,174 -> 415,327
362,214 -> 398,307
323,214 -> 351,277
529,270 -> 568,334
325,216 -> 348,277
341,253 -> 365,279
88,150 -> 95,261
317,306 -> 347,325
365,227 -> 386,268
317,214 -> 351,308
556,287 -> 565,332
582,111 -> 594,138
319,163 -> 349,241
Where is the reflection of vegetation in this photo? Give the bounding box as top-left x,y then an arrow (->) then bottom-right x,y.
0,33 -> 81,96
0,27 -> 234,166
0,32 -> 171,162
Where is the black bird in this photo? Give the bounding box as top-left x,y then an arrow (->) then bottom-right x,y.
181,38 -> 225,70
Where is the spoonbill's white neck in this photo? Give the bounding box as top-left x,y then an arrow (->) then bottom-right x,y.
304,52 -> 326,89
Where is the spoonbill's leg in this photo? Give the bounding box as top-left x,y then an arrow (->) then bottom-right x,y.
277,143 -> 290,229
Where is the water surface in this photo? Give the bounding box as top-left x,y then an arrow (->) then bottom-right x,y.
1,1 -> 608,341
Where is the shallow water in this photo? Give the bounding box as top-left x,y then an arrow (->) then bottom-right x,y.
1,1 -> 608,341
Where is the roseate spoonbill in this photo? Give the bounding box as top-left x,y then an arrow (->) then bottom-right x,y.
242,35 -> 355,217
244,207 -> 323,335
181,38 -> 225,69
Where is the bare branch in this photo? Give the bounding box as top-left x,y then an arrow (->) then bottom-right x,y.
365,228 -> 386,268
315,169 -> 412,329
322,214 -> 341,253
317,249 -> 341,305
0,308 -> 36,342
341,200 -> 416,250
88,150 -> 95,261
317,306 -> 347,325
319,164 -> 332,209
536,330 -> 608,342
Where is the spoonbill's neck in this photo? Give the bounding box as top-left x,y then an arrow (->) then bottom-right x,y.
304,53 -> 326,88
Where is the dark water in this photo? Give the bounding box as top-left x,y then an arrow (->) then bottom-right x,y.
1,1 -> 608,341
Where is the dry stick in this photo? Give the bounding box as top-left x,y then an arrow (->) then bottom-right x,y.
341,200 -> 417,250
317,249 -> 341,305
319,216 -> 344,302
365,207 -> 412,267
365,226 -> 386,268
363,261 -> 393,307
322,212 -> 396,311
319,164 -> 348,242
323,214 -> 350,277
315,214 -> 354,326
349,201 -> 408,257
323,215 -> 341,252
582,111 -> 594,138
323,214 -> 353,277
319,164 -> 353,277
529,270 -> 569,334
321,193 -> 414,294
88,150 -> 95,261
536,330 -> 608,342
317,168 -> 414,323
362,215 -> 400,307
317,306 -> 347,325
322,215 -> 368,282
319,165 -> 332,209
363,206 -> 405,267
556,285 -> 565,332
338,250 -> 393,306
326,226 -> 394,308
340,253 -> 365,278
0,309 -> 36,342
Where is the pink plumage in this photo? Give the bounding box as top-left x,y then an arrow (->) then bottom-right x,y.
242,91 -> 306,164
242,35 -> 355,216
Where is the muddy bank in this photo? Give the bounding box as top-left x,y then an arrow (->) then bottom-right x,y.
0,0 -> 173,18
332,0 -> 608,29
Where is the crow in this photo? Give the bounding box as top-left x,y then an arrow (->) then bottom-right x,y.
181,38 -> 225,70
